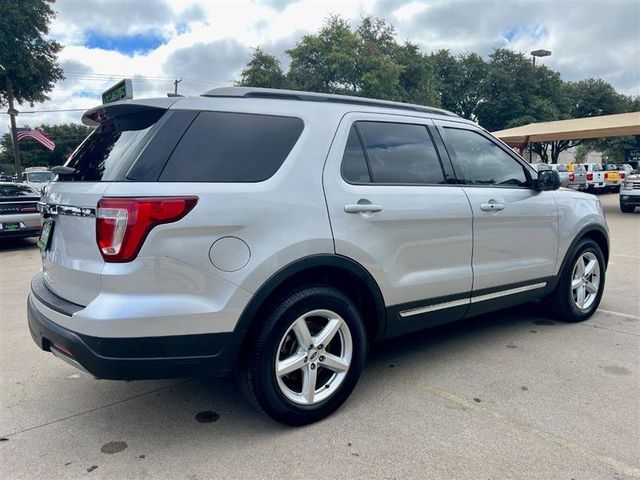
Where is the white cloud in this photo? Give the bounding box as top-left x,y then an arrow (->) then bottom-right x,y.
6,0 -> 638,131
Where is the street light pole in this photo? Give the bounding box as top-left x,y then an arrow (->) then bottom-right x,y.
529,49 -> 552,162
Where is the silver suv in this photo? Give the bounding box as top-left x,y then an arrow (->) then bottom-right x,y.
28,88 -> 609,425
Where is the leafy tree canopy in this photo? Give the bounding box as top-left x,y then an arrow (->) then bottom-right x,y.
0,0 -> 63,106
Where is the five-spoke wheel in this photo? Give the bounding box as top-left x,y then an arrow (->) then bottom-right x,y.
276,309 -> 352,405
571,251 -> 601,311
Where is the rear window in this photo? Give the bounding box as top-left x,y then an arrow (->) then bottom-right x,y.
555,164 -> 568,172
62,110 -> 164,181
0,184 -> 38,198
159,111 -> 304,182
573,165 -> 585,172
592,164 -> 603,171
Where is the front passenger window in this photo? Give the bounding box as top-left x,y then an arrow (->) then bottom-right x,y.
442,128 -> 528,187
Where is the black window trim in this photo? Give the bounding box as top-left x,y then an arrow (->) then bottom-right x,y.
340,119 -> 450,187
433,123 -> 536,190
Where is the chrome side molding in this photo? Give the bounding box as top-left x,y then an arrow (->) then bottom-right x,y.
399,282 -> 547,318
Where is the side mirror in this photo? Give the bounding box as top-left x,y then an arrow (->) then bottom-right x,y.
535,169 -> 560,191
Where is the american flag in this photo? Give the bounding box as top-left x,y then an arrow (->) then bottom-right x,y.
16,128 -> 56,151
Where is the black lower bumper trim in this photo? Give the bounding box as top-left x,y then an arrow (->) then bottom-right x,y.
27,294 -> 242,380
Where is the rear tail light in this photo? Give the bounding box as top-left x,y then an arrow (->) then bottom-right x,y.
96,197 -> 198,262
605,172 -> 609,180
569,173 -> 575,182
586,173 -> 593,181
620,172 -> 625,179
20,204 -> 38,212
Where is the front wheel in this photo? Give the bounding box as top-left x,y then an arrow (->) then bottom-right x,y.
549,239 -> 606,322
237,286 -> 367,425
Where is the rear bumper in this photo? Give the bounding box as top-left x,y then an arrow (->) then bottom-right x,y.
0,212 -> 41,237
27,293 -> 243,380
620,192 -> 640,205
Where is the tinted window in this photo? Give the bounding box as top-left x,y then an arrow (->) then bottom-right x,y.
341,126 -> 371,183
26,172 -> 53,182
356,122 -> 445,184
442,128 -> 528,187
0,184 -> 38,198
160,111 -> 303,182
63,110 -> 164,181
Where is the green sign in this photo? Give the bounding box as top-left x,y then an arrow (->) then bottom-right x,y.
101,79 -> 133,104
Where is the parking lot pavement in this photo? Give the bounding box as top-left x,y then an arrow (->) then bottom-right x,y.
1,193 -> 638,479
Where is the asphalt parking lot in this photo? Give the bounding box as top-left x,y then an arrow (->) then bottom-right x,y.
1,193 -> 638,479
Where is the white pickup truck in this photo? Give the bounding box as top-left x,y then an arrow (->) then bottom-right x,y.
582,163 -> 606,192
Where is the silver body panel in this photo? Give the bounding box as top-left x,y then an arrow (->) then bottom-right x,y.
32,92 -> 609,341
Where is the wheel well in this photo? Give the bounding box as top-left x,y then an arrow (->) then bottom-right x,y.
238,263 -> 386,346
581,229 -> 609,265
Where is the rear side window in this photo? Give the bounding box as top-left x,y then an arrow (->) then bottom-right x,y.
63,110 -> 164,181
442,127 -> 528,187
159,111 -> 304,182
342,121 -> 445,184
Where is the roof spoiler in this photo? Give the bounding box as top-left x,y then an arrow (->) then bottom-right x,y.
81,98 -> 182,126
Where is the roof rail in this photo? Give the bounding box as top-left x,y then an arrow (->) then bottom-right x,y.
202,87 -> 458,118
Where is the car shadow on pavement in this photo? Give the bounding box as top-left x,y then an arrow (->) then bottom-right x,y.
0,237 -> 39,252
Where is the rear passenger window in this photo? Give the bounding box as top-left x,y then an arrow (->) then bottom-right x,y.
341,121 -> 445,184
159,111 -> 303,182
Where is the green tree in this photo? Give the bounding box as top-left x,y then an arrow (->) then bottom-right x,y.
285,15 -> 439,105
286,15 -> 361,94
430,50 -> 486,119
0,0 -> 63,106
236,48 -> 287,89
0,123 -> 93,174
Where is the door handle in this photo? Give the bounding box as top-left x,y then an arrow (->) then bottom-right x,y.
480,201 -> 505,212
344,204 -> 383,214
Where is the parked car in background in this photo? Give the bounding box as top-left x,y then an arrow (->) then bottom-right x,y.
619,172 -> 640,213
553,163 -> 586,190
530,163 -> 566,186
27,87 -> 609,425
0,182 -> 41,239
582,163 -> 607,193
603,164 -> 623,192
617,164 -> 634,175
0,172 -> 14,182
22,167 -> 54,194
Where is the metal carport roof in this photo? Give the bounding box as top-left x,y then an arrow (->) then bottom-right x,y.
492,112 -> 640,147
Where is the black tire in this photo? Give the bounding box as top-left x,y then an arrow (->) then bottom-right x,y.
620,203 -> 635,213
549,238 -> 606,322
236,285 -> 367,426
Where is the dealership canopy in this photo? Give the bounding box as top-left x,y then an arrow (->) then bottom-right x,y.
492,112 -> 640,147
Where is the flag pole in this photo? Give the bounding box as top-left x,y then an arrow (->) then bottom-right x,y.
6,79 -> 23,180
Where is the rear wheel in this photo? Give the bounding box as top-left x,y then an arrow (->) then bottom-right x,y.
237,286 -> 366,425
549,239 -> 605,322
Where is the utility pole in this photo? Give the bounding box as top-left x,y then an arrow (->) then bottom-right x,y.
173,78 -> 182,95
6,79 -> 23,179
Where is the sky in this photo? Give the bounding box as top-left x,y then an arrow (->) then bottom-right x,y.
3,0 -> 639,132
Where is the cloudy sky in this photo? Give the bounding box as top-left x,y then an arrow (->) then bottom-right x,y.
3,0 -> 639,132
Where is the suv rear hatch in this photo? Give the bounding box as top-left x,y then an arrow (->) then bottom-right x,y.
39,99 -> 179,306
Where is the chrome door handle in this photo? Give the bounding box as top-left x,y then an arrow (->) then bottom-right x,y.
344,204 -> 383,214
480,202 -> 505,212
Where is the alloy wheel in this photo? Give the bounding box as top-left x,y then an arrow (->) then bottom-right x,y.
571,251 -> 600,311
275,309 -> 352,405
